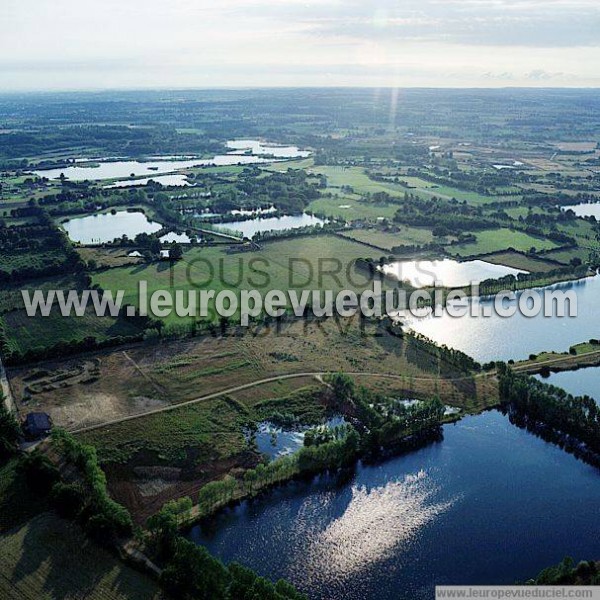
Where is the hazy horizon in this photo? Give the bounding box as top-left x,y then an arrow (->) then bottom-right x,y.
2,0 -> 600,91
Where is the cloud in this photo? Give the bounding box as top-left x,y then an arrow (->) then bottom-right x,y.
289,0 -> 600,47
1,0 -> 600,89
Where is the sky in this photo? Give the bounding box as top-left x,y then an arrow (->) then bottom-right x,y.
1,0 -> 600,90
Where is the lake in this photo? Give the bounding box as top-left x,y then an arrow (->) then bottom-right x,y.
159,231 -> 199,244
535,367 -> 599,401
190,411 -> 600,600
62,211 -> 162,244
33,140 -> 309,182
406,275 -> 599,363
214,213 -> 327,238
226,140 -> 311,158
380,258 -> 526,288
105,174 -> 192,188
562,203 -> 600,219
230,206 -> 277,216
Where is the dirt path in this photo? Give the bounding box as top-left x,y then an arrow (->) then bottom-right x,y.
68,348 -> 600,436
512,349 -> 600,374
71,369 -> 490,435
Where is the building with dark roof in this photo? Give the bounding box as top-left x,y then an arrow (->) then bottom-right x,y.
23,412 -> 52,439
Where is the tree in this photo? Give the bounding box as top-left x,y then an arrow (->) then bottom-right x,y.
0,401 -> 20,462
327,372 -> 355,403
170,242 -> 183,261
160,538 -> 230,600
150,238 -> 162,255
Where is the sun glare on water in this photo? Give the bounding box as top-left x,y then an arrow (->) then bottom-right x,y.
291,470 -> 457,586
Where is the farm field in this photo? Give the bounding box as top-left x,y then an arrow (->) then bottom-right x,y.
2,308 -> 144,359
310,166 -> 407,197
77,247 -> 144,269
543,246 -> 591,265
307,195 -> 399,220
92,235 -> 388,323
0,513 -> 164,600
341,226 -> 447,250
397,176 -> 515,205
480,251 -> 559,273
451,228 -> 560,258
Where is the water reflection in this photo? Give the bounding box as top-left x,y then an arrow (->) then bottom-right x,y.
62,210 -> 162,244
105,174 -> 191,188
190,411 -> 600,600
291,471 -> 455,587
380,258 -> 526,288
535,367 -> 599,401
34,140 -> 309,181
407,275 -> 600,362
214,213 -> 327,238
562,203 -> 600,219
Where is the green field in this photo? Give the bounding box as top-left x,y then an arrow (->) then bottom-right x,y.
397,176 -> 514,205
310,166 -> 406,197
341,227 -> 442,250
93,235 -> 386,323
451,228 -> 560,257
2,308 -> 144,357
481,251 -> 559,273
81,386 -> 325,465
0,513 -> 163,600
543,247 -> 591,265
307,195 -> 398,220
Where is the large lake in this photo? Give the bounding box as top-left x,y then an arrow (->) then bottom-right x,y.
62,211 -> 162,244
34,140 -> 309,182
380,258 -> 526,288
406,275 -> 599,363
214,213 -> 327,238
190,411 -> 600,600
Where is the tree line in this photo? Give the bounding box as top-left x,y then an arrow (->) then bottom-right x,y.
498,363 -> 600,465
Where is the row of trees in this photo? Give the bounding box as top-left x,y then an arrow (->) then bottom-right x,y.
48,429 -> 133,543
146,497 -> 306,600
